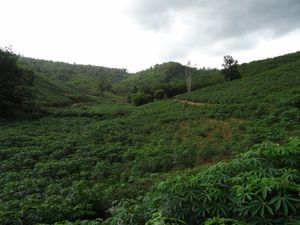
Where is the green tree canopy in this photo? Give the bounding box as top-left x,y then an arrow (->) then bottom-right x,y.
0,48 -> 35,118
97,75 -> 112,96
221,55 -> 241,81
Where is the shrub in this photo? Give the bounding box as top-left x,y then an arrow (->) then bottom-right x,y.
127,92 -> 153,106
154,89 -> 166,100
105,139 -> 300,225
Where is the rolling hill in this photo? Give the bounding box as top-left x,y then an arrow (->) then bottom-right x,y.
115,61 -> 223,94
19,57 -> 128,95
177,53 -> 300,120
17,58 -> 224,107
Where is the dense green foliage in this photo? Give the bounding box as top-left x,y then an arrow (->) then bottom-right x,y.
19,57 -> 127,95
127,92 -> 153,106
106,138 -> 300,225
178,58 -> 300,124
0,52 -> 299,225
115,62 -> 223,95
153,89 -> 166,100
0,49 -> 35,118
221,55 -> 241,81
19,58 -> 224,107
16,58 -> 129,108
97,76 -> 112,96
0,100 -> 253,224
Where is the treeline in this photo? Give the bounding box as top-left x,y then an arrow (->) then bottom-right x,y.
126,56 -> 244,106
118,63 -> 222,91
127,82 -> 186,106
0,48 -> 36,118
123,62 -> 223,105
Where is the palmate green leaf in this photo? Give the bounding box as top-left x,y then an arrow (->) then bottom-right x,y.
146,211 -> 186,225
265,204 -> 274,216
286,197 -> 297,212
283,200 -> 288,216
252,216 -> 276,225
288,217 -> 300,225
269,193 -> 300,216
240,195 -> 275,219
204,217 -> 248,225
269,195 -> 282,211
210,202 -> 228,217
233,185 -> 248,202
256,180 -> 273,200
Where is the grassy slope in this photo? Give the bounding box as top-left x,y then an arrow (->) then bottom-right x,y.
33,72 -> 88,106
176,56 -> 300,143
17,58 -> 129,107
0,52 -> 299,224
116,51 -> 300,94
19,57 -> 128,95
19,58 -> 223,103
30,73 -> 116,107
179,53 -> 300,103
238,51 -> 300,77
177,57 -> 300,118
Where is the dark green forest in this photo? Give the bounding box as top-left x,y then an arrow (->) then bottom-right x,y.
0,49 -> 300,225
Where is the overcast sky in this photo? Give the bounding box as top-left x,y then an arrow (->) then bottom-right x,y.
1,0 -> 300,72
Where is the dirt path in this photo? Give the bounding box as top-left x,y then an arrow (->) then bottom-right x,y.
174,99 -> 213,106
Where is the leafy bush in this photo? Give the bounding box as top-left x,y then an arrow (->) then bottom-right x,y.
139,139 -> 300,225
154,89 -> 166,100
0,48 -> 35,118
128,92 -> 153,106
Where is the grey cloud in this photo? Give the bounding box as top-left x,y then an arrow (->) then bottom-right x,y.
127,0 -> 300,57
127,0 -> 203,30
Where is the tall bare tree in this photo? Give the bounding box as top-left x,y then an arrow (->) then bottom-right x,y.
185,61 -> 192,93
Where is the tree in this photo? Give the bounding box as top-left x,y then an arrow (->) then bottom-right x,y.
127,91 -> 152,106
0,48 -> 35,118
97,75 -> 112,96
221,55 -> 241,81
154,89 -> 166,100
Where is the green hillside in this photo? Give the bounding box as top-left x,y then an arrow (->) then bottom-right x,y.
19,58 -> 223,106
33,72 -> 89,107
178,57 -> 300,117
16,57 -> 130,107
19,57 -> 128,95
32,73 -> 125,108
0,52 -> 299,225
115,62 -> 223,94
238,51 -> 300,77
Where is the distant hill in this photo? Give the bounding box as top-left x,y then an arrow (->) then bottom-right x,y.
19,58 -> 224,104
114,62 -> 223,94
17,52 -> 300,107
19,57 -> 128,95
17,57 -> 129,107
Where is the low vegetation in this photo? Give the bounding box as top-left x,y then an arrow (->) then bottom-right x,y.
0,51 -> 299,224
